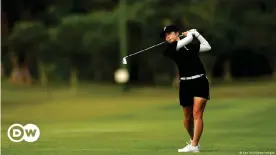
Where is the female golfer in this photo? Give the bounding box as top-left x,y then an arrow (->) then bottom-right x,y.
160,25 -> 211,153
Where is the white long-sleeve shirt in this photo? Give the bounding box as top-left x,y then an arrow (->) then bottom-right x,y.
176,30 -> 211,52
197,34 -> 211,52
176,32 -> 193,51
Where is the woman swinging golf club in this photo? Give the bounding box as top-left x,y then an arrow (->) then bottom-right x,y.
160,25 -> 211,153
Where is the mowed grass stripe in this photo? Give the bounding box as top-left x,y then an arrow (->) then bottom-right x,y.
1,82 -> 276,155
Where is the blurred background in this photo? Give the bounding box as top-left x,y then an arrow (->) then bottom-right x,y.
1,0 -> 276,86
1,0 -> 276,155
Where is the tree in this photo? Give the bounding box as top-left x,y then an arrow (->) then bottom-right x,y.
8,21 -> 49,84
55,11 -> 119,87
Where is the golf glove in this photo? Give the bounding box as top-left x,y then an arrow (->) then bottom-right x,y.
188,29 -> 200,37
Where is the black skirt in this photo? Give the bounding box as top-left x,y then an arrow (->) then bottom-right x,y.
179,75 -> 210,107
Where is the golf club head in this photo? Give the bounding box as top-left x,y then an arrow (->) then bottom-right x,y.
122,58 -> 127,64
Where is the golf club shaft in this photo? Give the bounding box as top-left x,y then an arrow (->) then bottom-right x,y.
124,41 -> 165,58
123,34 -> 184,60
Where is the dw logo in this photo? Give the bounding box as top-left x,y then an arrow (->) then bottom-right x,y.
7,124 -> 40,142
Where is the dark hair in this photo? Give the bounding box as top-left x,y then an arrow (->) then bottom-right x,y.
160,25 -> 179,38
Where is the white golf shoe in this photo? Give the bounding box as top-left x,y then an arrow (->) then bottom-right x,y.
178,141 -> 200,153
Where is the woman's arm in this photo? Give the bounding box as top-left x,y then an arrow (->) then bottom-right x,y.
176,32 -> 193,51
189,29 -> 211,52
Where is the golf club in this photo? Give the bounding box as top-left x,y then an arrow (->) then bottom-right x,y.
122,35 -> 184,64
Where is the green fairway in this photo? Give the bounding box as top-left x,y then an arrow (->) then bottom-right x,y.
1,81 -> 276,155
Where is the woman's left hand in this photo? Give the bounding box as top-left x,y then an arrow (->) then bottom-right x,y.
182,32 -> 188,36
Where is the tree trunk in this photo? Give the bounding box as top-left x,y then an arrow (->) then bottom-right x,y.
38,60 -> 47,85
9,52 -> 32,85
1,64 -> 4,77
224,59 -> 232,82
172,72 -> 179,89
70,67 -> 78,91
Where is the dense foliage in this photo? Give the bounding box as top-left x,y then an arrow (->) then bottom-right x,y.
2,0 -> 275,85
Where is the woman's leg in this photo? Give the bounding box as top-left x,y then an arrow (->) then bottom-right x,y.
182,105 -> 194,140
191,97 -> 207,146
